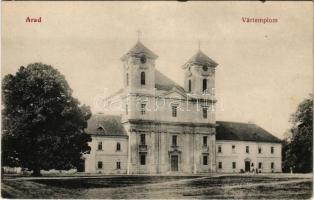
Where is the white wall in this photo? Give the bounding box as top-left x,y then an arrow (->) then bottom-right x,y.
85,135 -> 128,174
121,94 -> 215,124
216,140 -> 282,173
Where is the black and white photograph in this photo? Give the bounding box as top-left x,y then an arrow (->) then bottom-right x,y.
1,1 -> 313,199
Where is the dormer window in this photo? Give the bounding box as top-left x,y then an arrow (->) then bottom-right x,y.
141,72 -> 146,85
97,127 -> 104,132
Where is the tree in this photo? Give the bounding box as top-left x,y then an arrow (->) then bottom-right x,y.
283,94 -> 313,173
2,63 -> 92,176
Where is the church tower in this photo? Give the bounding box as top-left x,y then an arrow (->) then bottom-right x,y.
182,47 -> 218,96
120,39 -> 158,96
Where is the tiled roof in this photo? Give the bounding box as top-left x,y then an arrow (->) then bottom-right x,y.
182,50 -> 218,69
155,70 -> 186,93
121,41 -> 158,61
85,114 -> 127,136
216,121 -> 281,143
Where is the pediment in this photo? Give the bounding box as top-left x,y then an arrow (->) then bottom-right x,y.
160,87 -> 187,99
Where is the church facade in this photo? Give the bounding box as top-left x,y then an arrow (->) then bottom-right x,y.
84,40 -> 282,174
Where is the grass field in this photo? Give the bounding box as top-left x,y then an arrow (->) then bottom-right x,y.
1,174 -> 312,199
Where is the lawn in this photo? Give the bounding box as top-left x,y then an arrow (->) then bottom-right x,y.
1,174 -> 312,199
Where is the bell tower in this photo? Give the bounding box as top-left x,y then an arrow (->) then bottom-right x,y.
121,33 -> 158,95
182,43 -> 218,96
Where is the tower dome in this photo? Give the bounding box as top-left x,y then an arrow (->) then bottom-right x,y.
182,48 -> 218,95
121,41 -> 158,61
182,50 -> 218,70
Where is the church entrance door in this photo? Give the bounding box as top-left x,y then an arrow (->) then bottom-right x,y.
245,161 -> 250,172
171,155 -> 178,171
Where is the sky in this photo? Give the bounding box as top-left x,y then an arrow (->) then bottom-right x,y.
2,1 -> 313,139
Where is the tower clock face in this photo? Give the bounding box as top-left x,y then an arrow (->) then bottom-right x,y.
202,65 -> 208,71
140,55 -> 147,64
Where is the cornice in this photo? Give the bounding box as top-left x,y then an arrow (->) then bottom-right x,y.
124,119 -> 217,128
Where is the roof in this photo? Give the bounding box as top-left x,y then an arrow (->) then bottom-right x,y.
105,88 -> 124,100
155,70 -> 186,93
85,114 -> 127,136
107,70 -> 186,98
216,121 -> 281,143
182,50 -> 218,69
121,41 -> 158,61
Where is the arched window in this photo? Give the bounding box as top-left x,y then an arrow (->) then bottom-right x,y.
188,80 -> 192,92
116,142 -> 121,151
97,127 -> 104,132
202,79 -> 207,92
141,72 -> 145,85
126,73 -> 129,86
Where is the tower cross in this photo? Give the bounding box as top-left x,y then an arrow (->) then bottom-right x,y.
136,30 -> 142,42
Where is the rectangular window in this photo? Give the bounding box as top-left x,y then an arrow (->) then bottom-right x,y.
172,106 -> 177,117
246,146 -> 249,153
172,135 -> 177,146
203,156 -> 208,165
271,146 -> 274,154
232,162 -> 236,169
258,162 -> 262,169
140,104 -> 146,115
141,71 -> 145,85
203,79 -> 207,92
188,80 -> 192,92
271,162 -> 274,169
116,143 -> 121,151
232,145 -> 235,153
203,136 -> 208,146
140,134 -> 146,145
202,107 -> 208,119
258,147 -> 262,154
140,154 -> 146,165
97,161 -> 103,169
218,162 -> 222,169
116,162 -> 121,169
98,142 -> 102,150
218,145 -> 222,153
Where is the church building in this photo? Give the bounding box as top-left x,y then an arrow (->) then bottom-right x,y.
84,39 -> 282,174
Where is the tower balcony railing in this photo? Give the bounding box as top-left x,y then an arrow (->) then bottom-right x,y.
202,145 -> 209,153
170,145 -> 180,151
139,144 -> 147,152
